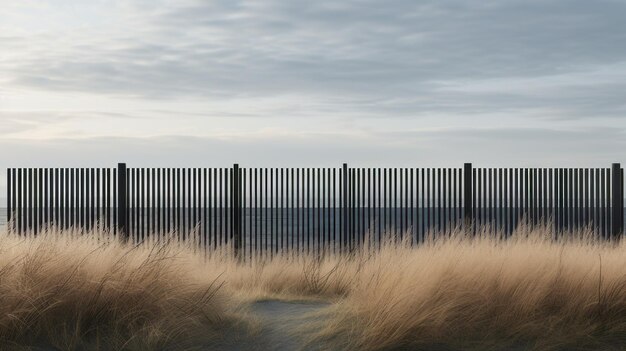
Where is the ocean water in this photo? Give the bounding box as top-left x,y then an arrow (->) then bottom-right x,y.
0,208 -> 466,234
1,208 -> 624,237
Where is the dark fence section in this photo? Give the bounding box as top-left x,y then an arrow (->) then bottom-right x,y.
469,166 -> 624,240
6,168 -> 118,236
5,163 -> 625,256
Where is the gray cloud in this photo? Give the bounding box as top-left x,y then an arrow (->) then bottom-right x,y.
0,112 -> 74,136
3,0 -> 626,122
1,0 -> 626,208
1,126 -> 623,168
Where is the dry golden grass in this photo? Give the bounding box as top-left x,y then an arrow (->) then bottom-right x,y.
0,228 -> 243,350
0,225 -> 625,350
310,227 -> 626,351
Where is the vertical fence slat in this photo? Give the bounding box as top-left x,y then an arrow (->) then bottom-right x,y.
297,168 -> 302,253
503,168 -> 508,235
506,168 -> 511,235
451,168 -> 456,233
425,168 -> 430,235
475,169 -> 481,233
585,168 -> 595,235
233,164 -> 241,255
174,168 -> 178,238
316,168 -> 321,252
37,168 -> 42,234
542,168 -> 547,226
242,167 -> 246,255
269,168 -> 274,255
341,164 -> 347,251
117,164 -> 127,239
599,168 -> 605,238
43,168 -> 49,230
509,168 -> 514,235
202,168 -> 206,249
347,167 -> 351,248
356,168 -> 360,245
363,168 -> 373,244
612,164 -> 623,238
470,168 -> 475,234
376,168 -> 381,243
532,168 -> 541,227
261,168 -> 265,252
105,168 -> 110,231
568,168 -> 573,232
191,168 -> 195,240
113,168 -> 117,235
280,168 -> 284,253
309,168 -> 313,253
436,168 -> 441,233
571,168 -> 576,231
27,168 -> 32,233
514,168 -> 519,233
65,168 -> 69,230
36,168 -> 41,233
65,168 -> 70,231
95,168 -> 100,231
210,167 -> 214,246
245,167 -> 249,255
575,168 -> 585,230
362,168 -> 366,245
131,168 -> 135,240
253,168 -> 257,253
584,169 -> 589,229
157,168 -> 162,236
274,168 -> 278,254
59,168 -> 65,231
381,168 -> 386,240
333,168 -> 336,252
79,168 -> 84,230
604,168 -> 610,239
409,169 -> 414,242
17,169 -> 23,234
463,163 -> 472,231
531,168 -> 536,228
317,168 -> 321,251
7,169 -> 11,232
132,168 -> 137,240
166,168 -> 170,239
181,168 -> 186,239
149,168 -> 154,238
329,168 -> 333,251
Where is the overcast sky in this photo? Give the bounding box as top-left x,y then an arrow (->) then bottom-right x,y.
1,0 -> 626,202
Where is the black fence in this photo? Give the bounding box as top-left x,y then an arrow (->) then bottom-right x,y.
5,163 -> 625,256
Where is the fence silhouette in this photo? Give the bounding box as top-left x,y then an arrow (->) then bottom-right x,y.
5,163 -> 624,256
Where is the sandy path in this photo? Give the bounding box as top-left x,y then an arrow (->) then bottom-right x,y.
214,300 -> 330,351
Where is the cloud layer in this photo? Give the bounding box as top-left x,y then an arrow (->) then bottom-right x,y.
1,0 -> 625,203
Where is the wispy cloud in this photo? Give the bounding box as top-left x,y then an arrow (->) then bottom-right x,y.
0,0 -> 625,188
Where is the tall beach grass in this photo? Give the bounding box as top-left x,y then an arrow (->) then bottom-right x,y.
0,228 -> 239,350
313,227 -> 626,350
0,225 -> 624,350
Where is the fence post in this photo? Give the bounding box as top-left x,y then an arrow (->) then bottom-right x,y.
117,163 -> 128,241
611,163 -> 623,239
463,163 -> 473,232
342,163 -> 348,251
233,164 -> 242,256
7,168 -> 11,234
